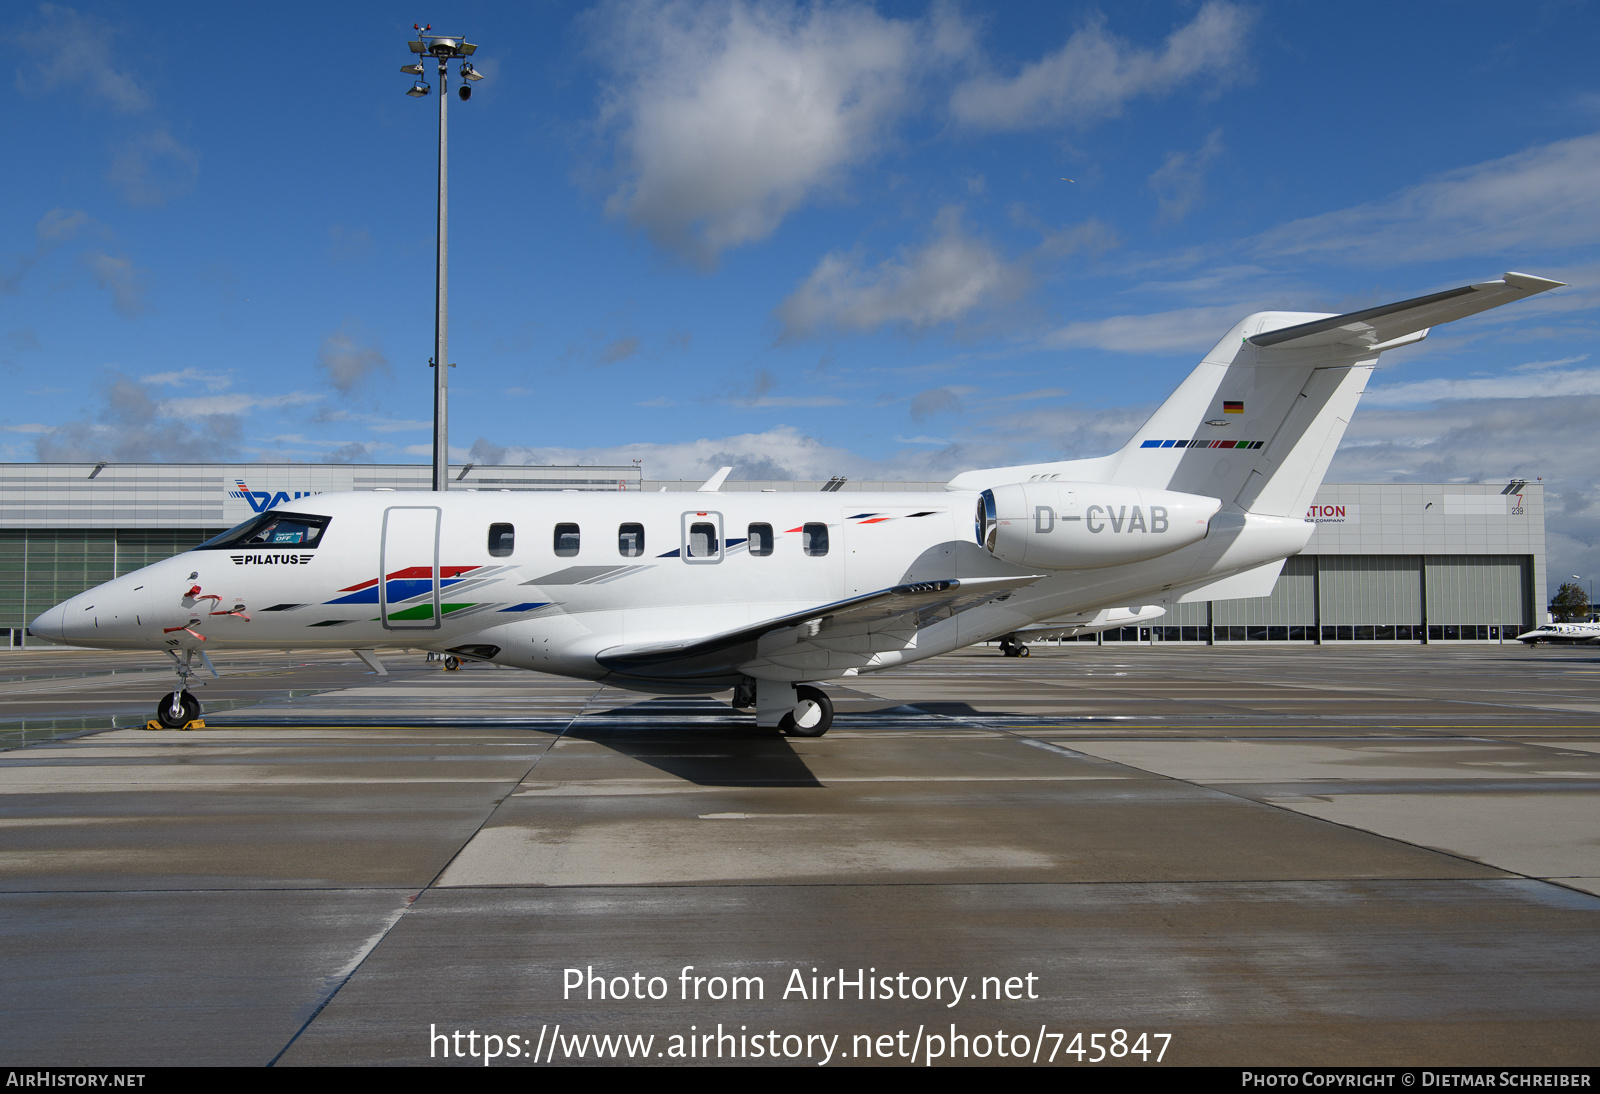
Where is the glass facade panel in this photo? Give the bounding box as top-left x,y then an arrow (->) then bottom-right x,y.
0,529 -> 221,643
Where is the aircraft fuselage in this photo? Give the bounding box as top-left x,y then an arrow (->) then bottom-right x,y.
30,487 -> 1257,689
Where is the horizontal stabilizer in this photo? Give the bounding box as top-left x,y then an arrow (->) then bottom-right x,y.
1174,559 -> 1286,603
598,575 -> 1042,680
1249,272 -> 1564,350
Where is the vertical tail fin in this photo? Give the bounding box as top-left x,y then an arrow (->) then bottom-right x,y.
1105,273 -> 1563,516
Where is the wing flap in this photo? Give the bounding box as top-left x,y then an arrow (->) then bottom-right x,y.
596,575 -> 1041,680
1248,272 -> 1564,350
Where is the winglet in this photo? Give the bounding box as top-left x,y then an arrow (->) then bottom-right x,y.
697,466 -> 733,492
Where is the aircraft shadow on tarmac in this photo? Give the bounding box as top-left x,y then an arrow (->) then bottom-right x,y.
568,696 -> 824,787
903,700 -> 1020,718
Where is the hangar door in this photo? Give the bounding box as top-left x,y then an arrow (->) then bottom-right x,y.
1425,555 -> 1529,627
1318,556 -> 1422,626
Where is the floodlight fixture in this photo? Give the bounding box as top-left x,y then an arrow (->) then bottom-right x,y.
401,63 -> 424,75
460,62 -> 483,81
407,81 -> 430,97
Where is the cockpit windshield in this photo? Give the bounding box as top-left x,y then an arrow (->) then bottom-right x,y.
193,512 -> 331,551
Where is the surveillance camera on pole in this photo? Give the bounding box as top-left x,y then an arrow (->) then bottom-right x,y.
403,24 -> 483,492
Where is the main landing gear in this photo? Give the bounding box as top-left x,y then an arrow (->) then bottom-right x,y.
998,637 -> 1031,658
739,679 -> 835,737
154,649 -> 204,729
781,686 -> 834,737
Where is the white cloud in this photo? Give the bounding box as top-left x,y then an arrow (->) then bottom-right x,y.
1044,303 -> 1247,355
10,4 -> 149,113
778,207 -> 1025,336
313,409 -> 430,433
1148,129 -> 1224,225
2,209 -> 104,296
1257,131 -> 1600,263
720,366 -> 848,408
35,207 -> 99,244
1363,365 -> 1600,408
910,386 -> 963,421
34,375 -> 243,463
83,250 -> 147,317
949,2 -> 1251,131
465,423 -> 1015,483
595,0 -> 931,263
158,391 -> 319,417
107,127 -> 201,208
1514,355 -> 1589,372
596,335 -> 641,365
142,368 -> 232,392
316,321 -> 390,394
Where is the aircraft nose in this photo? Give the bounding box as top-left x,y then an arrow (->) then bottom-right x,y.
30,601 -> 67,644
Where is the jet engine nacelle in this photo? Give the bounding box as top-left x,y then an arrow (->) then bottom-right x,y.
977,482 -> 1221,570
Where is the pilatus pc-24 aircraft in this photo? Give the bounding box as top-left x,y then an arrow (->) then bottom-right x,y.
31,273 -> 1562,734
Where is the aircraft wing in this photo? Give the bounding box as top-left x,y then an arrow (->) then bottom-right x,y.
1248,272 -> 1564,350
596,575 -> 1042,681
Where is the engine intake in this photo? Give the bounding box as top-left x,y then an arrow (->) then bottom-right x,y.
976,482 -> 1220,570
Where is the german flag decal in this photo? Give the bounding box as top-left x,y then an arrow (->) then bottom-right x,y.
1223,400 -> 1244,414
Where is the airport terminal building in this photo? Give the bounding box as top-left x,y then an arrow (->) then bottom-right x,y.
0,463 -> 1546,647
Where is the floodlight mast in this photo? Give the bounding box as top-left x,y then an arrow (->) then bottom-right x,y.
404,24 -> 481,491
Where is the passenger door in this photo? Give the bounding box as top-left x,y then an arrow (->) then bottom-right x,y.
380,506 -> 441,630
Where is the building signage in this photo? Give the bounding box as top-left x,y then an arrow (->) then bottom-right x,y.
1306,504 -> 1359,525
228,479 -> 322,514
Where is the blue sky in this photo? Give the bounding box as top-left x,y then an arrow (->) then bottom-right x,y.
4,1 -> 1600,579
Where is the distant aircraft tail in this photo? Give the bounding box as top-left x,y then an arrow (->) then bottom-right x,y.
1102,272 -> 1564,516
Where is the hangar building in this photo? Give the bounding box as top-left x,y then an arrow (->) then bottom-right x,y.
0,464 -> 1544,647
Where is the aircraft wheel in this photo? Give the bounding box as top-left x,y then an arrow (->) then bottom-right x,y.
155,690 -> 200,729
443,655 -> 461,671
1017,644 -> 1030,658
780,686 -> 833,737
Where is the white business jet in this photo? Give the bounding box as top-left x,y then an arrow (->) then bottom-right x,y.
1515,622 -> 1600,646
31,273 -> 1562,734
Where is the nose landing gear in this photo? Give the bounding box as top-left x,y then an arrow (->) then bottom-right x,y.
154,689 -> 201,729
150,649 -> 206,729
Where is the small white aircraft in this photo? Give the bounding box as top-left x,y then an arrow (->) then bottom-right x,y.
31,273 -> 1562,734
1515,622 -> 1600,646
998,605 -> 1167,657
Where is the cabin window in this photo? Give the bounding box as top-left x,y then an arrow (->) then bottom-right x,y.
488,523 -> 515,557
618,522 -> 645,557
802,522 -> 829,557
553,523 -> 580,557
748,523 -> 773,556
688,522 -> 718,558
